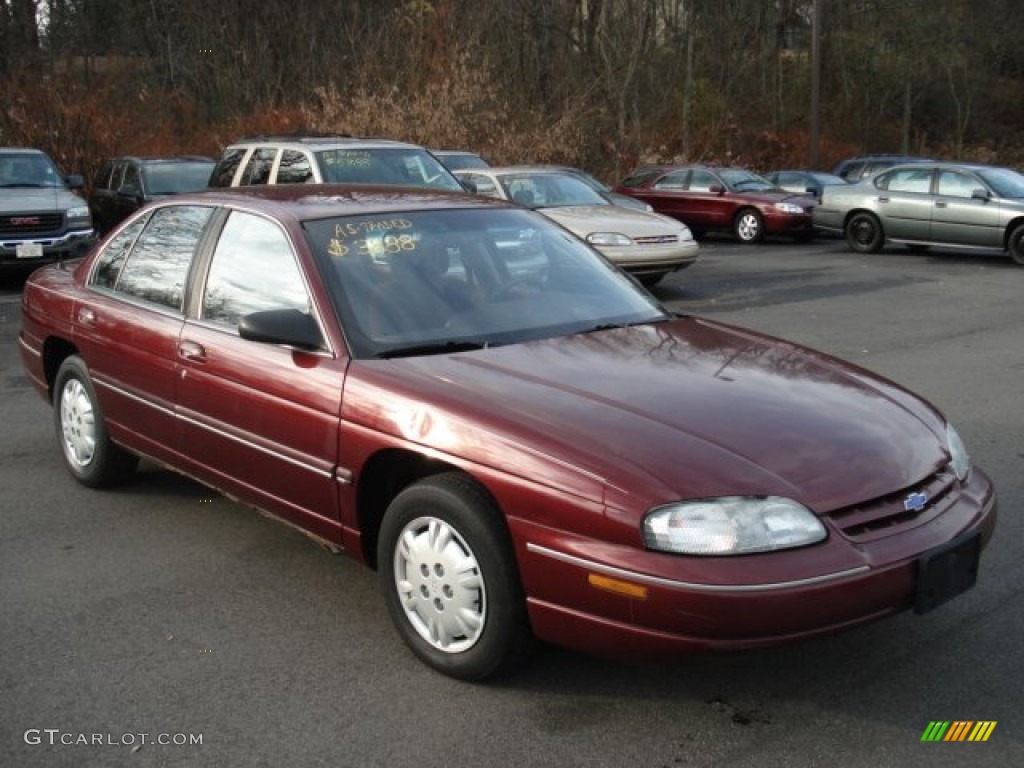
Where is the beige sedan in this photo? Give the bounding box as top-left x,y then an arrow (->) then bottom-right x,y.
455,167 -> 699,285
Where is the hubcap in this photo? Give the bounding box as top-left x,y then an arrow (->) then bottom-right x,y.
738,215 -> 759,241
60,378 -> 96,469
393,516 -> 485,653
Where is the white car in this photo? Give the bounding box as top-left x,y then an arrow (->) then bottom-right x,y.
455,167 -> 698,285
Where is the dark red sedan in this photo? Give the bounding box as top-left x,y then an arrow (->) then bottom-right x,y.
19,185 -> 996,680
615,164 -> 816,242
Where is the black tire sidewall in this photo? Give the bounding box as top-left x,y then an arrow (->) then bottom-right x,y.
377,474 -> 529,681
846,212 -> 883,253
1008,224 -> 1024,265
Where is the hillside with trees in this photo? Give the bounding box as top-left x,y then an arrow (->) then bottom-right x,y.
2,0 -> 1022,183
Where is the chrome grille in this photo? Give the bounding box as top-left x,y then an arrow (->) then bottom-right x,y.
0,212 -> 64,237
634,234 -> 679,245
828,467 -> 957,542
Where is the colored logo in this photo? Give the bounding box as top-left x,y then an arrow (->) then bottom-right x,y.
921,721 -> 997,742
903,491 -> 929,512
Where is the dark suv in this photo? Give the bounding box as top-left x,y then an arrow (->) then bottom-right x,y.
1,147 -> 95,268
209,135 -> 464,190
832,154 -> 932,182
89,156 -> 215,234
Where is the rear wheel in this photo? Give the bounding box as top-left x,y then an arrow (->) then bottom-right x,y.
733,209 -> 764,243
53,356 -> 138,487
377,472 -> 532,680
845,212 -> 884,253
1008,223 -> 1024,265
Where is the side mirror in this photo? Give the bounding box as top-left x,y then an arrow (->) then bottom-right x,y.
708,184 -> 725,194
238,308 -> 323,351
65,174 -> 85,189
971,188 -> 991,201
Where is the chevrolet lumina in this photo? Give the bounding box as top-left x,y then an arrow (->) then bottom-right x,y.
19,185 -> 997,680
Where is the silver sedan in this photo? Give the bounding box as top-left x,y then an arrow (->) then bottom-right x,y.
455,167 -> 699,285
813,161 -> 1024,265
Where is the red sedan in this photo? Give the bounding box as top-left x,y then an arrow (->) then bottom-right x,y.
19,185 -> 995,680
615,164 -> 816,242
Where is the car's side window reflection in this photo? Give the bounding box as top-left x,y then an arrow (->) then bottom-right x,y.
90,216 -> 147,290
937,171 -> 980,198
202,211 -> 311,328
116,206 -> 213,310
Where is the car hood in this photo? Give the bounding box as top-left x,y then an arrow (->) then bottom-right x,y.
0,186 -> 84,213
343,317 -> 948,515
540,205 -> 687,237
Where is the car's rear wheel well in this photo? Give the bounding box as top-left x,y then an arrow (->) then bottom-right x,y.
357,449 -> 477,569
42,337 -> 79,400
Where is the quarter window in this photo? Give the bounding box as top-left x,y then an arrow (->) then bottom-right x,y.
116,206 -> 214,310
202,211 -> 311,328
90,216 -> 147,290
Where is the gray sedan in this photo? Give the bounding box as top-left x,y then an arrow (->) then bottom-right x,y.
813,162 -> 1024,265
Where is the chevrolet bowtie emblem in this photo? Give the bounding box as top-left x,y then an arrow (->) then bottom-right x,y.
903,491 -> 929,512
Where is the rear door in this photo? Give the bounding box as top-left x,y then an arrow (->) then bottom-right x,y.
80,204 -> 216,463
874,168 -> 934,240
175,209 -> 346,542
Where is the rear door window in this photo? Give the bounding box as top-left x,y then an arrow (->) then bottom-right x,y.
239,148 -> 278,186
115,205 -> 215,311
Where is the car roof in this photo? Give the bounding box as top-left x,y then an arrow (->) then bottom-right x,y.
0,147 -> 48,155
227,135 -> 426,151
107,156 -> 215,164
166,184 -> 512,220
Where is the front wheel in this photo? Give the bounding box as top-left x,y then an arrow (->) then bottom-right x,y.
846,212 -> 884,253
733,209 -> 764,243
53,356 -> 138,487
377,473 -> 532,680
1008,223 -> 1024,265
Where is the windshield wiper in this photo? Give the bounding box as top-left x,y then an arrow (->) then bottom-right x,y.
580,316 -> 669,334
376,340 -> 491,359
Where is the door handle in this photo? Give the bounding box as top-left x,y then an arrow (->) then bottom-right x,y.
178,340 -> 207,362
935,201 -> 948,208
877,197 -> 890,203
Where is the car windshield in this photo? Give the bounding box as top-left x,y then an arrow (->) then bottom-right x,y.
977,167 -> 1024,199
143,161 -> 216,194
0,152 -> 62,188
304,207 -> 667,358
315,148 -> 463,190
809,172 -> 847,186
497,174 -> 608,208
720,169 -> 775,192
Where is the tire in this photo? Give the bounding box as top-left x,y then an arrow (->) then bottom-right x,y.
377,472 -> 532,680
53,356 -> 138,488
1008,223 -> 1024,266
733,209 -> 764,243
845,212 -> 884,253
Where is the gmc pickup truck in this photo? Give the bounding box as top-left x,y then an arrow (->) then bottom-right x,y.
1,147 -> 95,269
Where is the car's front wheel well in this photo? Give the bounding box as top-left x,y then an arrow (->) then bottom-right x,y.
356,449 -> 474,569
42,337 -> 79,400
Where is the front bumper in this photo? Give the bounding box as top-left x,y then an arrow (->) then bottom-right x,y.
0,229 -> 95,267
515,467 -> 997,660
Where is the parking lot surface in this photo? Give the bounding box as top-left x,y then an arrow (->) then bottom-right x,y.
2,238 -> 1021,767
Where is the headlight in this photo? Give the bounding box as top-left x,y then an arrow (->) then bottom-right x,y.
643,496 -> 826,555
587,232 -> 632,247
679,226 -> 694,241
67,206 -> 91,221
773,202 -> 805,214
946,424 -> 971,482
